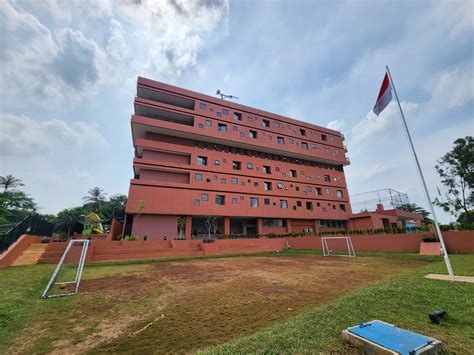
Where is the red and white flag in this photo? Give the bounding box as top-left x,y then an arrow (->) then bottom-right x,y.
373,73 -> 393,116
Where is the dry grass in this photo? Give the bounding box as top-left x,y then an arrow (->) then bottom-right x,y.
5,254 -> 424,354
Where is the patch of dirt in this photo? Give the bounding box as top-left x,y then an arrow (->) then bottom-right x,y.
11,255 -> 423,354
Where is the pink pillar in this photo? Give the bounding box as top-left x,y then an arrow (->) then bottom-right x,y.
257,218 -> 264,235
224,217 -> 230,235
185,215 -> 192,240
286,219 -> 292,233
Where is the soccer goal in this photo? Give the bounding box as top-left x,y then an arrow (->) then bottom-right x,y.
41,239 -> 90,299
321,236 -> 356,257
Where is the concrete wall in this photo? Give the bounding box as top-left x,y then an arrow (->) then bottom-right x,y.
0,235 -> 43,268
131,215 -> 177,240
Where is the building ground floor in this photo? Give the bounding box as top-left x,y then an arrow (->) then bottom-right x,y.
123,214 -> 347,241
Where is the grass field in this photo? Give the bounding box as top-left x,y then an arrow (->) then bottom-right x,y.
1,251 -> 473,354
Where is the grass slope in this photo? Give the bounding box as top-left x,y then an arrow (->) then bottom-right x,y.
202,253 -> 474,354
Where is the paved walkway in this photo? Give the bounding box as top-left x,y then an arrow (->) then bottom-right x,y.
425,274 -> 474,283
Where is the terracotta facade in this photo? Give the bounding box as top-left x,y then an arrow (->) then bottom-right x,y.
125,77 -> 351,240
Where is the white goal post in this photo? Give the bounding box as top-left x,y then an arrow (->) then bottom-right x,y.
321,236 -> 356,257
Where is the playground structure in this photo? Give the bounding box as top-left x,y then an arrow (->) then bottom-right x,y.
82,213 -> 105,236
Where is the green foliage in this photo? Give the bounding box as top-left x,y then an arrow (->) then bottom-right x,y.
0,190 -> 38,225
124,234 -> 139,241
434,136 -> 473,217
456,210 -> 474,230
0,174 -> 24,192
399,203 -> 433,224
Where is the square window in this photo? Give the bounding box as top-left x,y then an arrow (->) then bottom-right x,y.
337,190 -> 343,198
205,120 -> 212,127
277,136 -> 285,144
206,178 -> 211,182
249,130 -> 257,139
199,103 -> 206,110
306,201 -> 313,210
330,136 -> 334,141
231,178 -> 238,185
324,175 -> 331,182
215,195 -> 225,205
275,167 -> 280,172
247,162 -> 253,169
317,202 -> 320,207
253,182 -> 258,187
289,138 -> 294,144
316,187 -> 322,195
290,169 -> 297,178
197,156 -> 208,166
326,188 -> 331,194
221,178 -> 227,184
340,204 -> 346,212
240,132 -> 245,138
300,129 -> 306,136
234,112 -> 242,120
280,200 -> 288,209
277,183 -> 283,189
195,173 -> 202,181
296,201 -> 302,207
263,166 -> 271,174
250,198 -> 259,207
264,198 -> 270,205
275,122 -> 280,128
248,116 -> 253,122
217,112 -> 221,117
262,119 -> 270,127
321,134 -> 327,141
233,125 -> 238,131
218,123 -> 227,132
302,142 -> 308,150
194,199 -> 200,206
201,194 -> 208,201
312,144 -> 317,149
264,182 -> 272,191
214,160 -> 220,165
222,109 -> 229,115
198,123 -> 204,128
232,197 -> 238,204
232,161 -> 242,170
296,186 -> 300,191
240,196 -> 244,200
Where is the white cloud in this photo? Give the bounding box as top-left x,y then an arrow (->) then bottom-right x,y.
326,119 -> 345,131
348,101 -> 418,153
0,113 -> 107,157
430,65 -> 474,109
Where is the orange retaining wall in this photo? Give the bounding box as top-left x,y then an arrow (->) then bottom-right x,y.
3,232 -> 473,267
288,232 -> 474,253
0,235 -> 43,269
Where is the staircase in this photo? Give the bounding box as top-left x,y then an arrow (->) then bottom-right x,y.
11,243 -> 48,266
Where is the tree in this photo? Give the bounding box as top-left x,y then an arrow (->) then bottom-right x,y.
0,175 -> 24,192
434,136 -> 473,217
399,203 -> 432,224
82,187 -> 107,211
204,216 -> 217,239
0,190 -> 37,224
177,216 -> 186,239
99,194 -> 127,220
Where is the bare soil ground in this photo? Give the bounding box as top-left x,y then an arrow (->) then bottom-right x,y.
9,254 -> 424,354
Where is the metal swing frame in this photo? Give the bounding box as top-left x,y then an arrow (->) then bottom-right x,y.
41,239 -> 90,299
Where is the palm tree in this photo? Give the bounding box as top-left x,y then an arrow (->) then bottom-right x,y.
0,175 -> 25,192
82,187 -> 107,210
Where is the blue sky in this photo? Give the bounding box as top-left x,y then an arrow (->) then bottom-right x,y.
0,0 -> 472,223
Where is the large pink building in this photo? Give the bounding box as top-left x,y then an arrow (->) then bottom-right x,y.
124,77 -> 351,240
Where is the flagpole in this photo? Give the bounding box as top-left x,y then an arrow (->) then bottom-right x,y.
385,65 -> 454,277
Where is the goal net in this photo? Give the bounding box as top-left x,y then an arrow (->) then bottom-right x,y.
321,236 -> 356,257
41,239 -> 90,299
